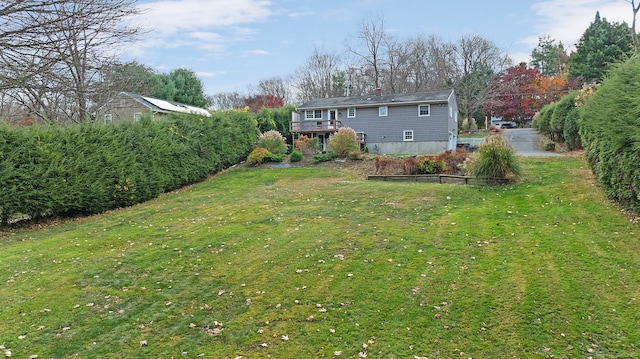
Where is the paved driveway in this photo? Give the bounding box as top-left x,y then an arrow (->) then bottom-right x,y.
501,128 -> 562,156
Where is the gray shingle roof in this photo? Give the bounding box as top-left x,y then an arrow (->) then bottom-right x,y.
297,89 -> 454,110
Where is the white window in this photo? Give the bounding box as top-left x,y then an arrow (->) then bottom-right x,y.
133,112 -> 142,122
403,130 -> 414,141
104,114 -> 113,124
449,106 -> 453,117
379,106 -> 388,117
418,104 -> 430,117
347,107 -> 356,118
305,109 -> 322,119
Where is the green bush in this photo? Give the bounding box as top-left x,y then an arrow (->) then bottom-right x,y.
534,102 -> 555,137
254,105 -> 295,139
247,147 -> 270,166
417,158 -> 445,174
535,92 -> 582,151
313,152 -> 336,164
468,134 -> 521,180
266,153 -> 285,162
328,127 -> 358,158
257,130 -> 287,154
0,111 -> 257,226
580,56 -> 640,212
289,150 -> 302,162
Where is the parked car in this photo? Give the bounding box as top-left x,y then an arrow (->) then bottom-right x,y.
495,121 -> 516,129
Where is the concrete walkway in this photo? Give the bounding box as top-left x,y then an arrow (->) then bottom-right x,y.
501,128 -> 562,157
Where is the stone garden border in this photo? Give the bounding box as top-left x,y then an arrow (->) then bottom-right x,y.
367,174 -> 512,186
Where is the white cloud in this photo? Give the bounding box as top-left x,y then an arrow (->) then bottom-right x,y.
245,49 -> 271,55
139,0 -> 273,35
197,71 -> 226,78
288,11 -> 314,18
530,0 -> 631,50
134,0 -> 273,53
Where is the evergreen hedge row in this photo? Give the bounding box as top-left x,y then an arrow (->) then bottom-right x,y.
533,91 -> 582,151
0,111 -> 257,225
579,55 -> 640,212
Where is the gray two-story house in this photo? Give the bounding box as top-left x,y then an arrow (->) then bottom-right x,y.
291,89 -> 458,155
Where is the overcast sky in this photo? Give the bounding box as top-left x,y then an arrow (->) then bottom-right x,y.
126,0 -> 634,95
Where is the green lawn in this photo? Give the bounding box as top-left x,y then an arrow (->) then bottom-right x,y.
1,156 -> 638,358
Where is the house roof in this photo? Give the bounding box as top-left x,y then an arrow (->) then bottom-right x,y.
297,89 -> 454,110
122,92 -> 211,117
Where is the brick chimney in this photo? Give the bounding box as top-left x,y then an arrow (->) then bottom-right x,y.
374,88 -> 382,96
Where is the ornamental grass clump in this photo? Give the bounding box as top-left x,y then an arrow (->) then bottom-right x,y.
257,130 -> 287,154
328,127 -> 359,158
468,134 -> 521,180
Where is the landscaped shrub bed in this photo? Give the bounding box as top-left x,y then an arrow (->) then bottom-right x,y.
0,111 -> 257,225
372,150 -> 467,176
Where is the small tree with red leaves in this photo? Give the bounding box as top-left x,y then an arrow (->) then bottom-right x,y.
485,63 -> 542,126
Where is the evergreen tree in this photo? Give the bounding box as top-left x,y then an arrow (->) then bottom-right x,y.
530,36 -> 569,76
569,12 -> 633,82
153,69 -> 210,108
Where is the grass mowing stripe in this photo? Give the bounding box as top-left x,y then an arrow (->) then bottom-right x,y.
0,156 -> 638,358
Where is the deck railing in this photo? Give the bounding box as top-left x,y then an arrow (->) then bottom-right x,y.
290,119 -> 342,133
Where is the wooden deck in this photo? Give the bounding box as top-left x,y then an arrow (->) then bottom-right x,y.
290,120 -> 366,146
290,119 -> 341,133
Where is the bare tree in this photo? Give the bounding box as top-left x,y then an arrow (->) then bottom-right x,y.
400,35 -> 458,92
628,0 -> 640,48
293,48 -> 342,103
383,35 -> 412,93
0,0 -> 72,91
1,0 -> 145,123
453,34 -> 511,128
258,76 -> 294,105
210,91 -> 246,110
347,14 -> 388,92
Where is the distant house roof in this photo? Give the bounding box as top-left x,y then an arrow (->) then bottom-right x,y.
122,92 -> 210,117
297,89 -> 454,110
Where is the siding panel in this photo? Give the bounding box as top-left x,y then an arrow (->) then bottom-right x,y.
341,103 -> 449,143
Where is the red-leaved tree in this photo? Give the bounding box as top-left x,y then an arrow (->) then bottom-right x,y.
243,94 -> 285,112
484,63 -> 542,125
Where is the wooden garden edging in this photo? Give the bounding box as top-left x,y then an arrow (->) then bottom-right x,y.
367,174 -> 511,186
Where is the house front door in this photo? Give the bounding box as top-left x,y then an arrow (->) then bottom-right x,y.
328,109 -> 337,128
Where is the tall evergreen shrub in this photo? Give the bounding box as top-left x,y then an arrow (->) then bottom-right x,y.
579,55 -> 640,212
0,111 -> 257,225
